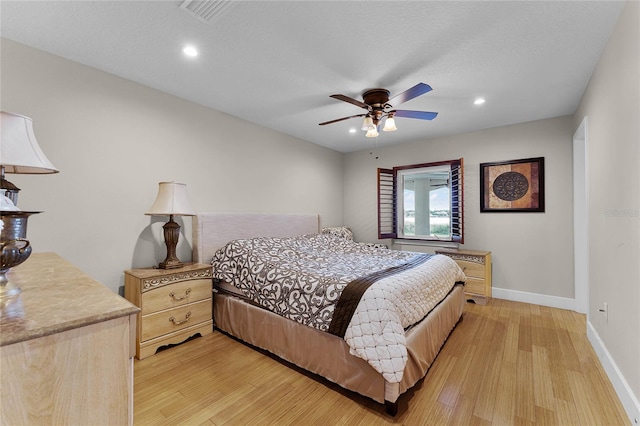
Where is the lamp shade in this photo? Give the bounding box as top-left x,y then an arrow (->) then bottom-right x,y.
145,182 -> 195,216
361,116 -> 375,131
365,127 -> 379,138
1,111 -> 59,174
382,117 -> 397,132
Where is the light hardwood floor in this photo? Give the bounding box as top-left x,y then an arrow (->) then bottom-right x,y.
133,298 -> 629,425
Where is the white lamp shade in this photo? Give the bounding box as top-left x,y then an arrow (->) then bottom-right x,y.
1,111 -> 59,174
145,182 -> 196,216
365,127 -> 379,138
382,117 -> 397,132
361,116 -> 375,131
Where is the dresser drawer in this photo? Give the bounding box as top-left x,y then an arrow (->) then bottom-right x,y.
141,278 -> 212,315
141,298 -> 212,341
456,260 -> 485,279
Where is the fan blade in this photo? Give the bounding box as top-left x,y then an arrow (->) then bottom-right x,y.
389,83 -> 433,105
393,110 -> 438,120
319,113 -> 366,126
330,94 -> 370,110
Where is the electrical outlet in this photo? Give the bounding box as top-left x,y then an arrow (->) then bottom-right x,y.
598,302 -> 609,324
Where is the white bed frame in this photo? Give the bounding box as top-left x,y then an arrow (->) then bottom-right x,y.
192,212 -> 465,415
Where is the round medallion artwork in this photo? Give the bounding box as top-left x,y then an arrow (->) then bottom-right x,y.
492,171 -> 529,201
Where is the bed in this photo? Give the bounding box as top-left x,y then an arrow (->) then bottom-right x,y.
192,212 -> 466,415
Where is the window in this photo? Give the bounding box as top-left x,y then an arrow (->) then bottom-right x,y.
378,158 -> 463,243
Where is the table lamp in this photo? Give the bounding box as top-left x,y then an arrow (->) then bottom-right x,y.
1,111 -> 59,298
145,182 -> 195,269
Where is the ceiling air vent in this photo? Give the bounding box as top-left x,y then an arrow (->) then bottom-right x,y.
179,0 -> 233,25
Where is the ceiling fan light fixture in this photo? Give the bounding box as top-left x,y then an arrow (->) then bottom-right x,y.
365,127 -> 379,138
320,83 -> 438,138
361,116 -> 375,131
382,116 -> 397,132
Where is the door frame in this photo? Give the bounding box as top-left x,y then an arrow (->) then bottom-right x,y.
573,116 -> 589,314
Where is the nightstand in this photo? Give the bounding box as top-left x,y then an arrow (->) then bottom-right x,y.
436,249 -> 492,305
124,263 -> 213,359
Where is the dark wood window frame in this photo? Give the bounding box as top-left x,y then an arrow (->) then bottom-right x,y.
377,158 -> 464,243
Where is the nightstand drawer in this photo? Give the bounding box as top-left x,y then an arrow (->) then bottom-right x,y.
456,260 -> 485,279
464,277 -> 486,295
141,299 -> 212,341
141,278 -> 212,315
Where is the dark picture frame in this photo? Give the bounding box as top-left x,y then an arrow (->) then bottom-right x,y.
480,157 -> 545,212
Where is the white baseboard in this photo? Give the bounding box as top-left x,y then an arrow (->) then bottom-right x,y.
587,321 -> 640,425
492,287 -> 576,311
492,287 -> 639,424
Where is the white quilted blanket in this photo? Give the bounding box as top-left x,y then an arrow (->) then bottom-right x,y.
211,233 -> 465,383
344,255 -> 465,382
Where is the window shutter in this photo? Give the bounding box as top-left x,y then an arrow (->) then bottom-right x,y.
450,159 -> 464,243
377,168 -> 397,239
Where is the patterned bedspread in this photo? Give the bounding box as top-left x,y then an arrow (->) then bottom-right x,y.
212,233 -> 465,383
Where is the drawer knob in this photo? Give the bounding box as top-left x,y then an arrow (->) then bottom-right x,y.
169,288 -> 191,301
169,311 -> 191,325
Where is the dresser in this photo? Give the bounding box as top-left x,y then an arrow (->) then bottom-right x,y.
436,248 -> 492,304
124,263 -> 213,359
0,253 -> 139,425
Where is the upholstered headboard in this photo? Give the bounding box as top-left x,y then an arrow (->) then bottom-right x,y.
192,213 -> 320,264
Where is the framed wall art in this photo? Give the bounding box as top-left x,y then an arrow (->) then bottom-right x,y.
480,157 -> 545,212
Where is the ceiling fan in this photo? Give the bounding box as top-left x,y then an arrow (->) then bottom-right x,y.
319,82 -> 438,137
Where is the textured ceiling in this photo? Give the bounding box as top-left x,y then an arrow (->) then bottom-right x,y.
0,1 -> 625,153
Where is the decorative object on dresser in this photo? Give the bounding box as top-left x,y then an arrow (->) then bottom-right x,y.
0,253 -> 139,425
1,111 -> 59,298
145,181 -> 196,269
124,263 -> 213,359
0,211 -> 39,297
480,156 -> 545,212
435,248 -> 492,304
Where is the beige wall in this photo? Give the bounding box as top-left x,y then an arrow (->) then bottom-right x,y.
1,39 -> 344,294
574,0 -> 640,416
344,116 -> 576,300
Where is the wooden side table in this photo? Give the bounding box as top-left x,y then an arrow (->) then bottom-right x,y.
124,263 -> 213,359
436,248 -> 492,304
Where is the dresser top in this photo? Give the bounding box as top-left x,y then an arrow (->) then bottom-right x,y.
1,252 -> 139,346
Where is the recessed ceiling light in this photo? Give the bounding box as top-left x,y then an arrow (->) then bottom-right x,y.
182,45 -> 198,57
474,97 -> 486,105
349,128 -> 357,134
